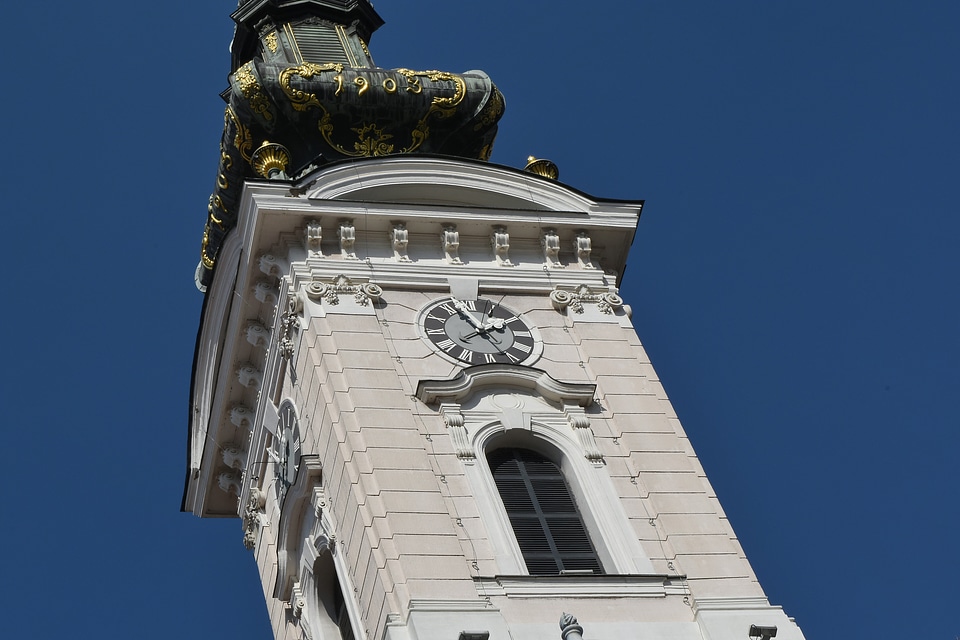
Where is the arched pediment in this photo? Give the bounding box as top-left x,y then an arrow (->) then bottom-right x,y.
303,157 -> 601,212
416,363 -> 596,407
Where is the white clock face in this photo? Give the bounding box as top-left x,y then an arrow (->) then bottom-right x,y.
420,297 -> 539,365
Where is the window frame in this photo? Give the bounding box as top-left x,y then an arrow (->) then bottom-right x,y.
417,365 -> 656,578
487,445 -> 604,575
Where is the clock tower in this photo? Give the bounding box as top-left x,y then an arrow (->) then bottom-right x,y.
184,2 -> 808,640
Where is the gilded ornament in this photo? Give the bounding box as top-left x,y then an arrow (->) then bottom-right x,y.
524,156 -> 560,180
264,31 -> 279,53
475,87 -> 504,130
395,69 -> 467,154
351,123 -> 394,156
279,63 -> 344,111
235,62 -> 274,122
207,195 -> 226,228
251,141 -> 292,178
200,228 -> 215,269
225,106 -> 253,162
280,65 -> 468,157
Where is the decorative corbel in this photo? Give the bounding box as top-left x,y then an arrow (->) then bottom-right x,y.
229,404 -> 255,430
565,406 -> 603,464
245,321 -> 270,347
222,443 -> 248,469
314,532 -> 337,555
259,253 -> 283,277
439,402 -> 474,460
290,582 -> 306,619
491,225 -> 514,267
574,231 -> 595,269
338,219 -> 357,260
305,220 -> 323,258
236,363 -> 263,389
311,486 -> 327,520
253,280 -> 278,307
390,222 -> 412,262
441,224 -> 463,264
218,471 -> 242,495
542,228 -> 564,268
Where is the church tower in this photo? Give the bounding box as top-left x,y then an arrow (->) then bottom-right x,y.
184,3 -> 808,640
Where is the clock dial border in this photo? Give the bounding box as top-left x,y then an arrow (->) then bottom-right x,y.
275,400 -> 301,500
418,296 -> 541,366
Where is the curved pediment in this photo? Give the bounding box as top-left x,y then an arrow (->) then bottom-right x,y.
302,156 -> 601,212
416,363 -> 597,407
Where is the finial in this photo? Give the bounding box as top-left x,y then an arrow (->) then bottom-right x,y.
524,156 -> 560,180
252,141 -> 291,179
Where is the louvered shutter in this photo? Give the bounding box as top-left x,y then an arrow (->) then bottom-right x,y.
488,448 -> 603,575
290,23 -> 352,65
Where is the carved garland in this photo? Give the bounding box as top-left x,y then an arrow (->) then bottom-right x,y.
550,285 -> 624,315
304,274 -> 382,307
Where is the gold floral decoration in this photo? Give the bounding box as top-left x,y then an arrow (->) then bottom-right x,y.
235,61 -> 274,122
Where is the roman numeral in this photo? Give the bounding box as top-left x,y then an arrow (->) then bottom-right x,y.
438,303 -> 456,315
436,339 -> 456,351
513,331 -> 532,338
484,353 -> 498,364
514,342 -> 532,354
425,328 -> 445,335
506,352 -> 520,363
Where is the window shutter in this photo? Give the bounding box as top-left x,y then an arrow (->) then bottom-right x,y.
488,448 -> 603,575
290,23 -> 352,65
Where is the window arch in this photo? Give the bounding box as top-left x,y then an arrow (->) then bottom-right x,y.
487,447 -> 603,575
307,549 -> 357,640
417,365 -> 657,578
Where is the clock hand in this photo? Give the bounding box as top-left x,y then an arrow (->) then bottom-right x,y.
481,318 -> 506,332
451,297 -> 485,330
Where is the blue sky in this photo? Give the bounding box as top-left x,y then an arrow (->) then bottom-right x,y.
3,1 -> 958,638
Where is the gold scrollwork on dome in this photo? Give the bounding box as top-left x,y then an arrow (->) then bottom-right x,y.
475,86 -> 504,131
208,194 -> 227,228
279,62 -> 345,111
278,64 -> 467,158
395,69 -> 467,154
352,123 -> 394,156
235,62 -> 274,122
225,106 -> 253,162
200,227 -> 215,269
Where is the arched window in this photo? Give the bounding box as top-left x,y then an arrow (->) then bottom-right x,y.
309,550 -> 357,640
487,447 -> 603,575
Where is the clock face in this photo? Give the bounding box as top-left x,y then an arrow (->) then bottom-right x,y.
421,297 -> 538,365
276,402 -> 301,497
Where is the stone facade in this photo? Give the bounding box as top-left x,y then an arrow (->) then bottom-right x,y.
185,157 -> 807,640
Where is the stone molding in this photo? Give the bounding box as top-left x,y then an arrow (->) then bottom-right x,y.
275,456 -> 323,602
416,364 -> 596,407
474,574 -> 686,598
